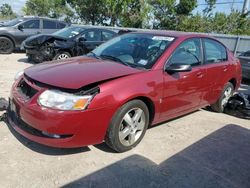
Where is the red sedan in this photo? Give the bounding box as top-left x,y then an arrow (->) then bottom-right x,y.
8,32 -> 242,152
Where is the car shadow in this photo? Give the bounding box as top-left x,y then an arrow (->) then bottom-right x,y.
4,120 -> 90,155
17,58 -> 31,64
93,110 -> 200,153
62,124 -> 250,188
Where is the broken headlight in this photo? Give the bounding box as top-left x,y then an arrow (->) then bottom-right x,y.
14,70 -> 24,81
38,90 -> 93,111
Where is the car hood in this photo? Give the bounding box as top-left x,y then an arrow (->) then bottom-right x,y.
24,34 -> 67,47
24,56 -> 143,89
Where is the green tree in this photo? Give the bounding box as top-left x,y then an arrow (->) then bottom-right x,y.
0,3 -> 16,18
23,0 -> 73,21
104,0 -> 128,26
148,0 -> 176,29
67,0 -> 106,25
120,0 -> 149,28
148,0 -> 197,29
203,0 -> 216,16
176,0 -> 197,15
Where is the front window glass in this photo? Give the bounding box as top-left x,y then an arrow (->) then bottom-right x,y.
53,27 -> 85,39
168,38 -> 202,66
2,18 -> 22,26
90,33 -> 175,69
22,20 -> 40,29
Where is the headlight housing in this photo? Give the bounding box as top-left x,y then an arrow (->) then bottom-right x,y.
14,70 -> 24,81
38,90 -> 93,111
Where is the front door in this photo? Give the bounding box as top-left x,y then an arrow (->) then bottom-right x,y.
160,38 -> 207,119
15,19 -> 41,46
80,29 -> 102,53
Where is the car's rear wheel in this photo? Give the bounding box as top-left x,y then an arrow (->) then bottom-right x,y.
211,82 -> 234,113
54,51 -> 71,60
0,37 -> 14,54
105,100 -> 149,152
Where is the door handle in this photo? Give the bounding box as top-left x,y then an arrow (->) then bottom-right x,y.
36,31 -> 41,34
196,72 -> 204,78
223,65 -> 228,72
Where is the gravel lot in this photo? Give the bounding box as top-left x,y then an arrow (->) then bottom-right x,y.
0,53 -> 250,188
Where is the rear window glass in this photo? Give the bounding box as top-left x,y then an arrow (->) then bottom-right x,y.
57,22 -> 66,29
204,39 -> 227,63
43,20 -> 57,29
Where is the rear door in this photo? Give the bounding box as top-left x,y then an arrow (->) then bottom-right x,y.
201,38 -> 230,105
42,19 -> 58,34
160,38 -> 207,118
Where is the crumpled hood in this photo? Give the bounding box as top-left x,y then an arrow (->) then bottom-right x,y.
24,56 -> 143,89
24,34 -> 67,48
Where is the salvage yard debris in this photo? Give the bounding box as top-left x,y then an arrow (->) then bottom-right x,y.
225,93 -> 250,120
0,98 -> 8,111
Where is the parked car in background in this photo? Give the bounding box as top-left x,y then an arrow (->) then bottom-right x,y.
8,32 -> 241,152
23,26 -> 117,63
0,16 -> 69,54
238,50 -> 250,79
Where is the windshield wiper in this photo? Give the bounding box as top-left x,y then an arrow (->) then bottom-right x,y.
99,54 -> 130,67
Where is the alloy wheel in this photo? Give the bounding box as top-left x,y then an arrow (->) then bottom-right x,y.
118,108 -> 146,146
0,39 -> 11,53
221,87 -> 232,107
57,53 -> 70,60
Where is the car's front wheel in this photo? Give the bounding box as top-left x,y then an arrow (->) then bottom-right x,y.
211,82 -> 234,113
54,51 -> 71,60
0,37 -> 14,54
105,100 -> 149,152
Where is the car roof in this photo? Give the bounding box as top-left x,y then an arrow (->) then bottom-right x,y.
134,30 -> 212,39
20,16 -> 67,23
69,25 -> 117,32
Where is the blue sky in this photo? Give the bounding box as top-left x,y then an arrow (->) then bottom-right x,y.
0,0 -> 245,15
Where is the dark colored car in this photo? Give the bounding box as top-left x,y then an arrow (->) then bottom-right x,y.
8,32 -> 241,152
0,16 -> 68,54
238,50 -> 250,79
23,26 -> 117,63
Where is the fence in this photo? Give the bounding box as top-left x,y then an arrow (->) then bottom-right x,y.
205,33 -> 250,56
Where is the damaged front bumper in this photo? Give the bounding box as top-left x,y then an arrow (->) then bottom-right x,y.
7,76 -> 117,148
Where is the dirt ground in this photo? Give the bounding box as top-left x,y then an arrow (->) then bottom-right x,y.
0,53 -> 250,188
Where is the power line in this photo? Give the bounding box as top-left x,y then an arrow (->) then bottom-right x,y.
198,1 -> 244,6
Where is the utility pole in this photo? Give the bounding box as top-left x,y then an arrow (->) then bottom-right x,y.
242,0 -> 250,14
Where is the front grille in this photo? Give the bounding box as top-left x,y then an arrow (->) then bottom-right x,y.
17,79 -> 38,99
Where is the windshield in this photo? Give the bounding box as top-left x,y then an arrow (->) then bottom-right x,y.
53,27 -> 85,39
89,33 -> 175,69
2,18 -> 22,27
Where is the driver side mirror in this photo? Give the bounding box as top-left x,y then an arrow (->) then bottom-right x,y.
17,24 -> 24,31
165,63 -> 192,74
78,37 -> 87,43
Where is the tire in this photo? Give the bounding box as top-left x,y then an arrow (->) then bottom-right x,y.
53,51 -> 71,60
105,100 -> 149,153
211,82 -> 234,113
0,37 -> 14,54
